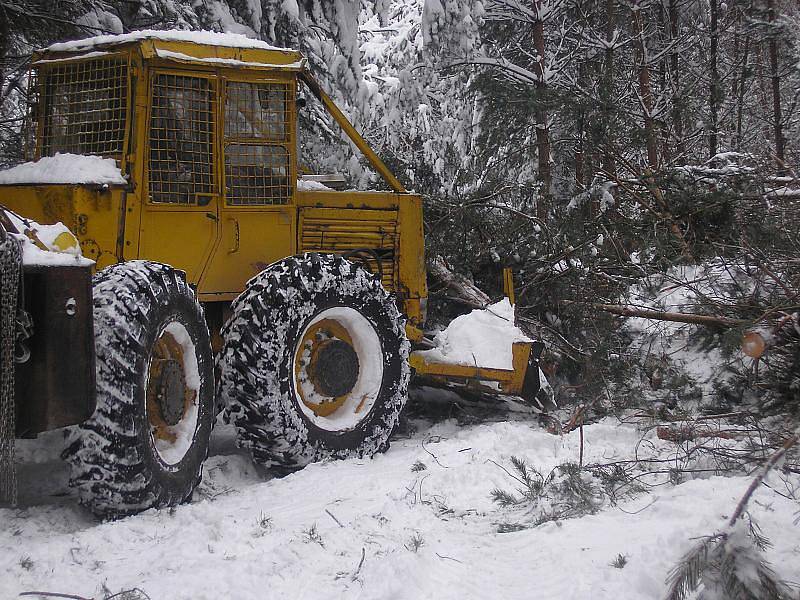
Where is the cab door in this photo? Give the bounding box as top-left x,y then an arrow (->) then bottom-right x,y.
198,77 -> 296,299
138,70 -> 220,285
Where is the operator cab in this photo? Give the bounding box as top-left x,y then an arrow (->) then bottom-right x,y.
28,31 -> 305,207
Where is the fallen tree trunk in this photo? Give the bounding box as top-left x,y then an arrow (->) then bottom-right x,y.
656,425 -> 738,443
428,256 -> 491,309
561,300 -> 746,328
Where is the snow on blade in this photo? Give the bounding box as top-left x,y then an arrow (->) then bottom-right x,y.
2,210 -> 92,267
0,154 -> 127,186
45,29 -> 293,53
416,298 -> 531,370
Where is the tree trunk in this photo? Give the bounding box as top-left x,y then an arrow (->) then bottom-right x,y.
576,128 -> 585,190
0,5 -> 8,92
562,300 -> 746,328
709,0 -> 720,158
602,0 -> 617,176
656,2 -> 670,163
667,0 -> 684,163
731,7 -> 751,151
632,4 -> 658,170
533,1 -> 552,220
735,35 -> 751,151
767,0 -> 784,166
428,257 -> 491,309
575,59 -> 587,205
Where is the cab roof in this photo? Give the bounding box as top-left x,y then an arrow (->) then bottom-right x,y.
34,29 -> 304,71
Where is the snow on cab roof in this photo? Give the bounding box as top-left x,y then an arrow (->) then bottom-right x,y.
44,29 -> 295,54
0,154 -> 127,186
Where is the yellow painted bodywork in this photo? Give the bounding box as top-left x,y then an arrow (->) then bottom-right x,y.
503,267 -> 516,305
0,185 -> 126,272
0,34 -> 533,395
410,342 -> 533,396
1,36 -> 428,328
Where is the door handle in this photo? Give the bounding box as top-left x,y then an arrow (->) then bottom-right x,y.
228,218 -> 240,253
205,212 -> 218,222
197,193 -> 216,207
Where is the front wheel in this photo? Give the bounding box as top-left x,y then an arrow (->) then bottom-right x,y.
63,261 -> 215,518
219,253 -> 410,472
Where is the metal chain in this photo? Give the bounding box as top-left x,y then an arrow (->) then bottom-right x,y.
0,222 -> 21,506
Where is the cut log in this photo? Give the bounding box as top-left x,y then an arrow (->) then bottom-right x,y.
428,256 -> 491,309
656,425 -> 737,443
562,300 -> 745,328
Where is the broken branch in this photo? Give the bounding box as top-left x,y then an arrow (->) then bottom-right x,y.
562,300 -> 745,328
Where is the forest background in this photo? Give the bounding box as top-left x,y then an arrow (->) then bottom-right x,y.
1,0 -> 799,419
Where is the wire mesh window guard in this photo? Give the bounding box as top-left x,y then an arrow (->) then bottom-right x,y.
23,70 -> 40,160
226,144 -> 291,205
225,82 -> 289,142
224,81 -> 292,205
149,74 -> 215,204
38,57 -> 128,158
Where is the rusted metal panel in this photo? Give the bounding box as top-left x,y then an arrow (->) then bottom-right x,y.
15,265 -> 96,436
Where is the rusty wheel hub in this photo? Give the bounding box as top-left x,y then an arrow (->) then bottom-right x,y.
146,329 -> 195,445
308,338 -> 359,398
153,359 -> 187,426
294,318 -> 362,417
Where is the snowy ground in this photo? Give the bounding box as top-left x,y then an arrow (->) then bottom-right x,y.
2,403 -> 799,600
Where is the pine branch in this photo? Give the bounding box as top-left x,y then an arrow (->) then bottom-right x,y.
663,432 -> 799,600
664,534 -> 720,600
490,488 -> 519,506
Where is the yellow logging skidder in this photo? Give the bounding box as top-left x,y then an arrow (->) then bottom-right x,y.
0,30 -> 551,517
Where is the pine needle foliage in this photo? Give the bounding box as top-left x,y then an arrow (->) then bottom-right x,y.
490,457 -> 604,524
664,518 -> 792,600
490,456 -> 545,507
511,456 -> 546,502
490,488 -> 519,507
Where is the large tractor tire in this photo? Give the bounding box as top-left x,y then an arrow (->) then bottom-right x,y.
63,261 -> 215,518
219,253 -> 410,472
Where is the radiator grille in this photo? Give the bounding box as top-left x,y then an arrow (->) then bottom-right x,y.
299,209 -> 398,290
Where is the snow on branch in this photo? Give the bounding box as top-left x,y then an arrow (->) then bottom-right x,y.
446,56 -> 545,85
483,0 -> 568,23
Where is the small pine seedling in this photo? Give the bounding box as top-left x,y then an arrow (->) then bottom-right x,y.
405,532 -> 425,552
510,456 -> 545,501
19,556 -> 34,571
611,553 -> 628,569
256,512 -> 273,532
302,524 -> 325,548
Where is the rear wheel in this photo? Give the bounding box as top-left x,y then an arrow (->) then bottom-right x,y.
219,253 -> 410,471
63,261 -> 214,518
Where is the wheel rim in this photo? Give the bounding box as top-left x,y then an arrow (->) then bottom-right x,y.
293,307 -> 384,431
145,321 -> 201,466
